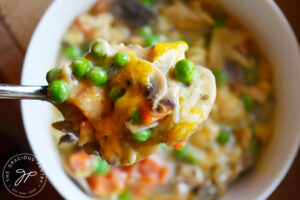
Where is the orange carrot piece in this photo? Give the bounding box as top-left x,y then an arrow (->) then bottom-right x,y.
91,0 -> 110,15
139,155 -> 161,175
141,101 -> 172,125
158,166 -> 170,185
231,83 -> 242,94
109,169 -> 128,193
135,186 -> 146,196
173,138 -> 188,150
69,151 -> 91,173
141,174 -> 157,185
87,174 -> 112,196
74,17 -> 91,36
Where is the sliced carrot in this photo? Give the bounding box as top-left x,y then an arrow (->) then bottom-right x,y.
142,155 -> 162,172
109,169 -> 128,193
140,174 -> 156,185
119,165 -> 135,178
141,101 -> 172,125
87,174 -> 112,196
135,186 -> 146,196
234,39 -> 252,55
74,17 -> 91,36
134,184 -> 155,196
69,151 -> 91,173
91,0 -> 110,15
158,166 -> 170,185
173,138 -> 188,150
139,159 -> 158,175
231,83 -> 242,94
137,155 -> 170,186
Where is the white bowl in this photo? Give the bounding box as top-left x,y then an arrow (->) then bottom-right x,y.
21,0 -> 300,199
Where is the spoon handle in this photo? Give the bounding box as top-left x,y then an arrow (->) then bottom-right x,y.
0,84 -> 48,100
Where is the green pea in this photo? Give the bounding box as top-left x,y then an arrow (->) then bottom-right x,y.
174,59 -> 196,83
214,16 -> 227,28
113,52 -> 130,67
144,35 -> 159,47
46,68 -> 62,83
186,153 -> 200,164
94,158 -> 109,174
173,145 -> 188,159
132,129 -> 151,142
71,58 -> 91,78
242,95 -> 254,111
244,68 -> 257,84
130,109 -> 141,124
140,0 -> 153,7
214,70 -> 228,85
119,192 -> 131,200
48,80 -> 69,103
91,40 -> 109,58
250,140 -> 260,155
214,19 -> 224,28
109,89 -> 125,101
64,45 -> 81,60
138,26 -> 152,37
88,67 -> 108,86
217,129 -> 230,145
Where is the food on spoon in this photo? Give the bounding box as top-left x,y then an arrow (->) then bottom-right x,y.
48,39 -> 216,165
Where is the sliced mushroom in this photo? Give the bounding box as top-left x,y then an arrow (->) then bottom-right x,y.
148,66 -> 168,109
58,132 -> 79,145
110,0 -> 156,27
160,83 -> 180,123
82,142 -> 100,156
53,120 -> 80,136
125,121 -> 158,134
224,58 -> 244,84
55,102 -> 85,124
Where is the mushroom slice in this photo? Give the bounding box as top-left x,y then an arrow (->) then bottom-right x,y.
148,66 -> 168,108
58,132 -> 79,145
125,121 -> 159,134
161,83 -> 180,123
110,0 -> 156,27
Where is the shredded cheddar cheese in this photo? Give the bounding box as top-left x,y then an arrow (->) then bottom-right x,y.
189,107 -> 205,119
166,122 -> 199,145
111,52 -> 153,86
152,41 -> 188,62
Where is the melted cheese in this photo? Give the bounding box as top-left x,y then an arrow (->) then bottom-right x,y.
110,52 -> 153,86
152,41 -> 188,62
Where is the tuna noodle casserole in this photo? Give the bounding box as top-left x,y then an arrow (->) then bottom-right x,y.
50,0 -> 275,199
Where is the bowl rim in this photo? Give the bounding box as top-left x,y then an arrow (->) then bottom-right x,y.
21,0 -> 300,199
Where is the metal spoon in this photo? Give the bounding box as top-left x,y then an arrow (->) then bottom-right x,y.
0,83 -> 99,153
0,84 -> 81,130
0,84 -> 48,100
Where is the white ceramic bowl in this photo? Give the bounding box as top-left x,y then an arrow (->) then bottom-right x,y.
21,0 -> 300,199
